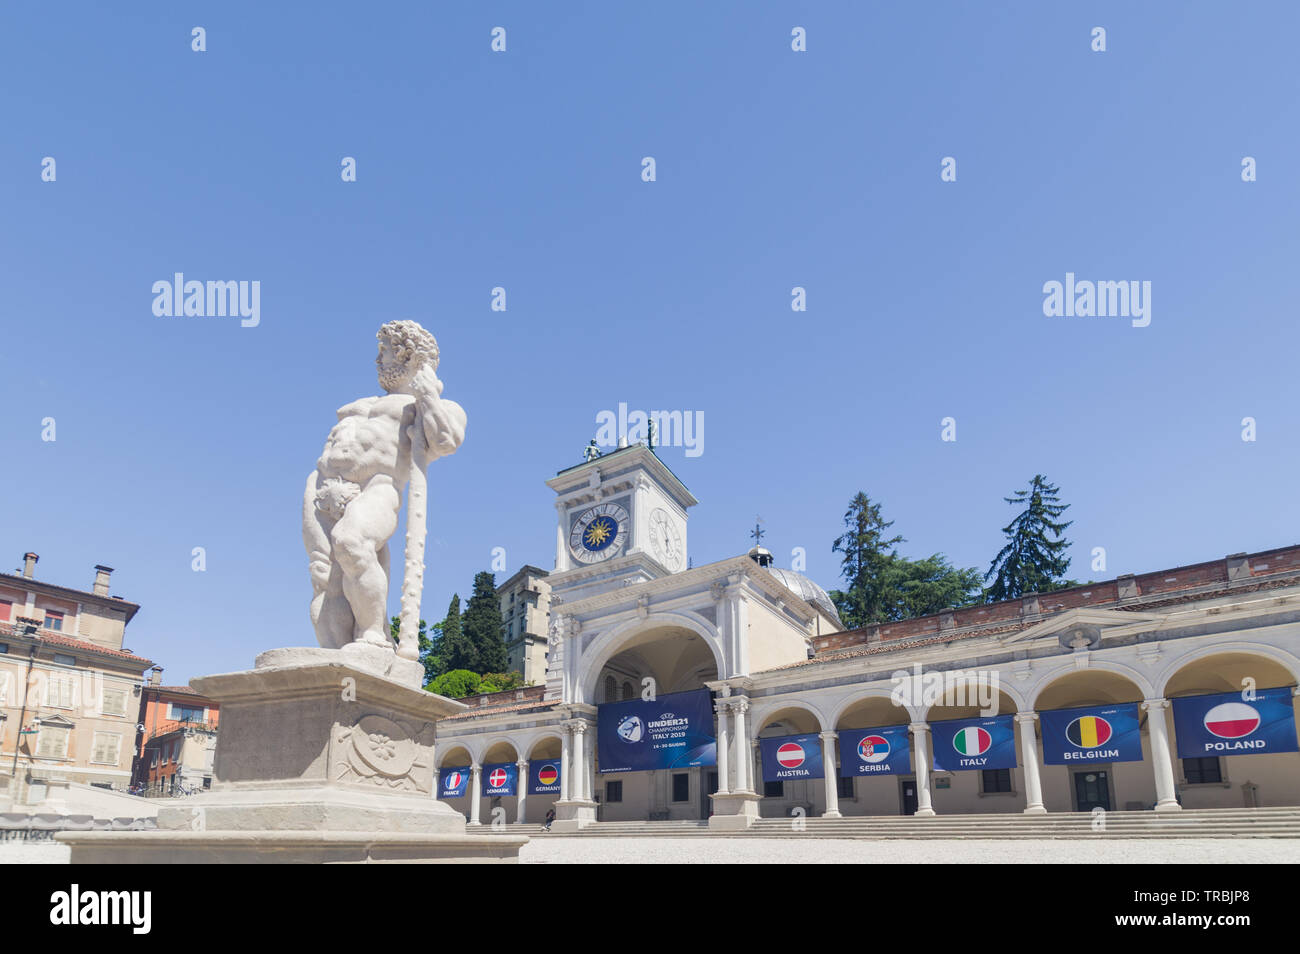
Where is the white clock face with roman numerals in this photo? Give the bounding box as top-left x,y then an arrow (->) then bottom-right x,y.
569,503 -> 630,564
648,507 -> 683,571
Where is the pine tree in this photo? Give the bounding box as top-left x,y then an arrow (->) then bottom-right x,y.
461,571 -> 508,674
439,594 -> 476,672
830,492 -> 904,628
984,474 -> 1074,602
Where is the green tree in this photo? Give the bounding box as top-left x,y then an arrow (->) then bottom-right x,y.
389,615 -> 442,685
439,594 -> 477,672
984,475 -> 1074,603
830,492 -> 904,628
479,671 -> 528,693
830,492 -> 982,627
428,669 -> 481,698
461,571 -> 508,674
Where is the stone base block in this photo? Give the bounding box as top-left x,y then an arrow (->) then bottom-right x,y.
57,830 -> 526,864
550,798 -> 598,831
708,790 -> 760,830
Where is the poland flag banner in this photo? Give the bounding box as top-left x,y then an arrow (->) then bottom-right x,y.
1171,688 -> 1298,758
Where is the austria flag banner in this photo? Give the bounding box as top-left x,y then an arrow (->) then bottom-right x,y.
438,766 -> 471,799
1172,688 -> 1299,758
530,759 -> 562,795
759,733 -> 824,782
930,714 -> 1017,772
481,762 -> 519,797
1040,703 -> 1143,765
838,725 -> 912,776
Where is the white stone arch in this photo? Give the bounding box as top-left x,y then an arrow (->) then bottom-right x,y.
1026,658 -> 1156,711
478,736 -> 522,766
577,610 -> 726,706
749,697 -> 830,735
921,675 -> 1028,721
827,686 -> 918,727
523,731 -> 565,760
1153,640 -> 1300,697
435,739 -> 477,768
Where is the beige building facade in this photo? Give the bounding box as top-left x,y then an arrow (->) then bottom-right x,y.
497,565 -> 551,684
0,554 -> 150,806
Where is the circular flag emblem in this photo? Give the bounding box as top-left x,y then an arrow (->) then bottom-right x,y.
858,735 -> 890,764
445,771 -> 464,791
776,742 -> 805,768
1203,702 -> 1261,739
538,764 -> 559,786
617,715 -> 644,743
1065,715 -> 1114,749
952,726 -> 992,757
488,768 -> 508,788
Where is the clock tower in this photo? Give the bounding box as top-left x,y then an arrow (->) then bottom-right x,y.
545,443 -> 697,604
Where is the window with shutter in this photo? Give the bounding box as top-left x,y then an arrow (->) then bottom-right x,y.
0,671 -> 9,706
46,674 -> 76,709
36,725 -> 70,759
91,732 -> 122,765
100,688 -> 127,717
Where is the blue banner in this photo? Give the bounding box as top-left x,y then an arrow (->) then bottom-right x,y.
1172,688 -> 1299,758
481,761 -> 518,797
597,689 -> 716,773
930,714 -> 1017,772
759,733 -> 824,782
529,758 -> 562,795
838,725 -> 912,776
1040,703 -> 1143,765
438,765 -> 470,799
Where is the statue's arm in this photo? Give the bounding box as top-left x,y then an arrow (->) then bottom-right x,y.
411,367 -> 466,462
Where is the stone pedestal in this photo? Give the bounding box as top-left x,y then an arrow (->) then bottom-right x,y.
550,798 -> 598,832
708,791 -> 760,831
58,648 -> 527,864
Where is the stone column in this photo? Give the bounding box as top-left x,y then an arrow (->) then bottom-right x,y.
715,701 -> 732,796
559,726 -> 572,802
571,721 -> 587,802
468,764 -> 483,827
516,759 -> 529,824
733,699 -> 751,792
1142,699 -> 1182,813
819,730 -> 841,818
1015,711 -> 1047,815
750,739 -> 760,795
910,722 -> 936,817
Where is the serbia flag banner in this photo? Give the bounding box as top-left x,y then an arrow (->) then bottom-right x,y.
1172,688 -> 1299,758
759,733 -> 824,782
438,766 -> 471,799
930,714 -> 1017,772
481,761 -> 519,797
1040,703 -> 1143,765
838,725 -> 911,776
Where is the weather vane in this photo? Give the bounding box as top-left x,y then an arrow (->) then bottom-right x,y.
750,517 -> 765,545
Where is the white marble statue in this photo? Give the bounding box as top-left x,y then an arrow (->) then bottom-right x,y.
303,320 -> 466,659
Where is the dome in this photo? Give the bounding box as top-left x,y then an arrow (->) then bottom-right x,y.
763,566 -> 844,630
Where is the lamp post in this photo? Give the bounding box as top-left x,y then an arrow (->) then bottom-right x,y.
8,623 -> 41,802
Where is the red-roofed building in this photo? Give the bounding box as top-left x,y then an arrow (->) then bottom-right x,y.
0,553 -> 151,805
131,674 -> 219,796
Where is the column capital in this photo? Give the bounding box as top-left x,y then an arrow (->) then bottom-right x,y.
819,729 -> 837,741
1014,711 -> 1038,725
516,758 -> 528,769
471,763 -> 482,775
714,699 -> 732,715
1141,698 -> 1171,712
562,718 -> 590,734
909,722 -> 930,734
731,697 -> 750,714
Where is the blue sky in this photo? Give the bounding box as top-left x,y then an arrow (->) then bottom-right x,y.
2,3 -> 1297,682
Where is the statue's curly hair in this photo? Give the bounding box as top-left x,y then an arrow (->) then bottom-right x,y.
377,320 -> 440,371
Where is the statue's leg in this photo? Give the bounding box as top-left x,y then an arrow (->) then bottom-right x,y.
332,476 -> 400,647
304,471 -> 354,649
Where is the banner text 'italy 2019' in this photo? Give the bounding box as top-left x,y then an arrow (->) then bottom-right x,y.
597,689 -> 716,773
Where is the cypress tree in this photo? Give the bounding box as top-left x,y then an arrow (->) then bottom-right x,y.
984,474 -> 1074,602
439,594 -> 476,672
461,571 -> 508,674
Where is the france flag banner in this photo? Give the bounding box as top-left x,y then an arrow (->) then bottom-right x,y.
482,761 -> 519,797
838,725 -> 911,776
438,766 -> 471,799
1172,688 -> 1298,758
759,733 -> 824,782
930,714 -> 1017,772
1040,703 -> 1143,765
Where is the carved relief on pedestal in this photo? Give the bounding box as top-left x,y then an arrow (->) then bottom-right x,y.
332,713 -> 435,794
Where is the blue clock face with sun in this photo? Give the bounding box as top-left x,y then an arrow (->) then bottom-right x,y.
569,503 -> 630,564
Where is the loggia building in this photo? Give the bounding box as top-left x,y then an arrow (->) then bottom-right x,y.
434,444 -> 1300,830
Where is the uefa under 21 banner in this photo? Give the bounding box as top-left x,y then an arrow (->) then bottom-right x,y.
438,766 -> 470,799
759,733 -> 824,782
838,725 -> 912,776
597,688 -> 717,773
1039,703 -> 1143,765
1172,688 -> 1299,758
930,714 -> 1017,771
530,759 -> 562,795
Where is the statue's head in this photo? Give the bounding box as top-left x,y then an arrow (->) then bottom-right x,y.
376,320 -> 439,393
